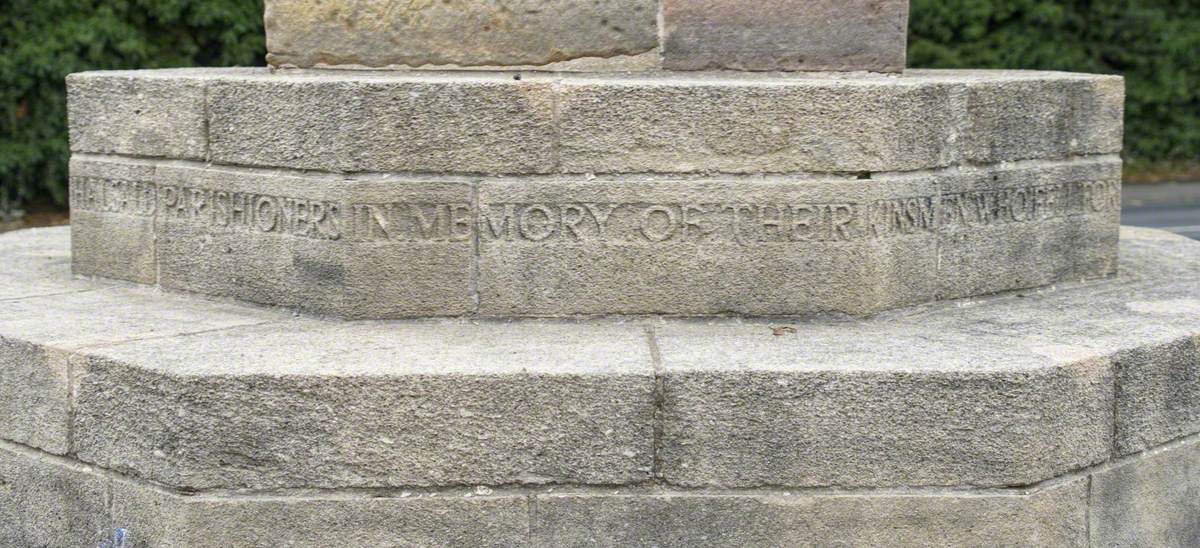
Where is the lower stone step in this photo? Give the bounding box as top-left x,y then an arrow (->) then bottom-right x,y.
3,436 -> 1197,547
1,226 -> 1199,545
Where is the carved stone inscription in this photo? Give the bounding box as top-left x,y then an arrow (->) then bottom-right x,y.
71,177 -> 1120,245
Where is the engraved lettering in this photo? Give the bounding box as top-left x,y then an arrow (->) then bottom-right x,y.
519,204 -> 557,241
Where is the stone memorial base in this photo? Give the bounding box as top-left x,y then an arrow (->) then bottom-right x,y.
2,226 -> 1199,546
67,68 -> 1124,319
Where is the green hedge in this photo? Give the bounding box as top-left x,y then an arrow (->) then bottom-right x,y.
909,0 -> 1200,170
2,1 -> 1198,212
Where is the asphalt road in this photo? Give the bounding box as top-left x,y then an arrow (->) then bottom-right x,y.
1122,182 -> 1200,240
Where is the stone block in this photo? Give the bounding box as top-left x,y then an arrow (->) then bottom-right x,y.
67,71 -> 206,159
1113,336 -> 1200,455
661,0 -> 909,72
962,73 -> 1125,163
655,324 -> 1115,488
476,176 -> 940,316
0,445 -> 109,547
556,74 -> 961,174
73,320 -> 655,490
936,157 -> 1121,299
0,339 -> 70,455
69,156 -> 157,284
206,71 -> 557,175
1090,437 -> 1200,547
109,479 -> 530,547
153,163 -> 475,318
264,0 -> 659,68
533,481 -> 1088,547
0,281 -> 281,457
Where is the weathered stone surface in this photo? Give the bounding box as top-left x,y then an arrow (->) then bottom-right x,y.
476,176 -> 941,316
0,275 -> 280,457
68,69 -> 1125,177
7,227 -> 1200,493
68,152 -> 1122,319
69,156 -> 157,284
0,339 -> 70,455
153,163 -> 476,318
657,340 -> 1114,488
67,71 -> 207,160
264,0 -> 659,69
533,481 -> 1088,547
3,228 -> 1200,543
109,479 -> 530,547
1091,437 -> 1200,547
207,71 -> 558,174
936,157 -> 1121,299
556,73 -> 961,174
1113,336 -> 1200,455
73,320 -> 655,489
661,0 -> 909,72
0,226 -> 112,303
0,444 -> 109,547
961,72 -> 1125,163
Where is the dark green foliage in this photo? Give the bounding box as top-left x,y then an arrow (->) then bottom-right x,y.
909,0 -> 1200,167
2,1 -> 1198,212
1,0 -> 264,213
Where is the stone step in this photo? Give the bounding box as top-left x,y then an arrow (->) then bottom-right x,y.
65,68 -> 1125,319
67,68 -> 1124,175
2,226 -> 1199,545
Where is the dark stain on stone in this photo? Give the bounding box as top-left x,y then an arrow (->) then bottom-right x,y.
294,255 -> 346,286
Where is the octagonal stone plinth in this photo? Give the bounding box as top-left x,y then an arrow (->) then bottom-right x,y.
66,68 -> 1124,319
2,226 -> 1200,545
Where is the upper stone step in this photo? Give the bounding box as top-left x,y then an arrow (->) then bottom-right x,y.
65,68 -> 1123,319
265,0 -> 909,72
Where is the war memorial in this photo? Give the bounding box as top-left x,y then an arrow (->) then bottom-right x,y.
1,0 -> 1198,545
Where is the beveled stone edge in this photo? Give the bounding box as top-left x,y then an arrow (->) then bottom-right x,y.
66,67 -> 1125,176
6,226 -> 1200,490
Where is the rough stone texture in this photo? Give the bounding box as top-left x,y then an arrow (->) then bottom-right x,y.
1091,437 -> 1200,547
657,346 -> 1114,488
3,227 -> 1199,493
264,0 -> 659,69
556,74 -> 961,174
67,150 -> 1122,319
0,226 -> 114,305
206,72 -> 558,174
73,320 -> 655,489
661,0 -> 909,72
66,71 -> 207,160
533,481 -> 1088,547
69,156 -> 157,284
109,479 -> 531,547
936,157 -> 1121,299
3,228 -> 1200,543
0,445 -> 109,547
0,265 -> 281,459
153,163 -> 475,318
68,68 -> 1125,176
961,72 -> 1125,163
1113,336 -> 1200,455
476,175 -> 941,316
0,339 -> 70,455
